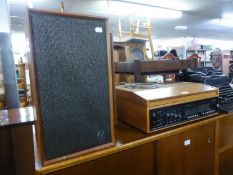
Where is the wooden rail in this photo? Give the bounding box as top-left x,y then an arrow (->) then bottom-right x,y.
114,59 -> 197,82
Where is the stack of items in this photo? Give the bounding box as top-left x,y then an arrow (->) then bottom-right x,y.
177,67 -> 233,112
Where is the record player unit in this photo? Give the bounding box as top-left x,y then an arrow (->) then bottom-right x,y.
116,82 -> 219,133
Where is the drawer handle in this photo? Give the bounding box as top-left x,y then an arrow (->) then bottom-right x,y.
208,138 -> 213,144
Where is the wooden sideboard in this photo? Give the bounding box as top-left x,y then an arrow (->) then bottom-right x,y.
1,107 -> 233,175
33,112 -> 233,175
218,115 -> 233,175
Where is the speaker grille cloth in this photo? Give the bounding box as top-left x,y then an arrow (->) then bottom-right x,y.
30,13 -> 111,160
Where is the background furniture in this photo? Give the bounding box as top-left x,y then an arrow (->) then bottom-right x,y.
0,107 -> 35,175
211,49 -> 223,69
113,39 -> 147,83
15,63 -> 27,107
229,59 -> 233,82
161,53 -> 177,82
118,16 -> 154,59
211,50 -> 231,76
114,59 -> 197,83
186,49 -> 208,67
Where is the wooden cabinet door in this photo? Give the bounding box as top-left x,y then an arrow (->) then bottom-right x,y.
49,143 -> 155,175
157,122 -> 215,175
219,114 -> 233,175
0,128 -> 15,175
219,147 -> 233,175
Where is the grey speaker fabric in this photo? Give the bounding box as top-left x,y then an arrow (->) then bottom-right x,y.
30,12 -> 112,160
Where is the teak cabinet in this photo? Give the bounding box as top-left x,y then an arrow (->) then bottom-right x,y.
219,115 -> 233,175
156,122 -> 215,175
48,143 -> 155,175
33,113 -> 233,175
40,122 -> 216,175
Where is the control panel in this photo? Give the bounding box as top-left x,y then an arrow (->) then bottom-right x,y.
150,98 -> 218,131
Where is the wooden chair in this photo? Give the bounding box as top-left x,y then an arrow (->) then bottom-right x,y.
118,16 -> 154,59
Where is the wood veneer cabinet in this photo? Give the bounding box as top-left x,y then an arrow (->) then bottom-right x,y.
219,114 -> 233,148
219,147 -> 233,175
35,113 -> 233,175
218,114 -> 233,175
156,122 -> 215,175
0,128 -> 15,175
0,108 -> 35,175
48,143 -> 155,175
0,104 -> 228,175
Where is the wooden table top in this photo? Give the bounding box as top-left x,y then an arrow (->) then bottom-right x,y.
0,107 -> 35,128
116,82 -> 218,101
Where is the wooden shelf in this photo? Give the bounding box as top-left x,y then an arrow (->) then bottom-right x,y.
114,59 -> 197,82
187,49 -> 206,52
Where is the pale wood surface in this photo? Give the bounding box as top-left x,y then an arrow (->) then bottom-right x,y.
116,82 -> 218,102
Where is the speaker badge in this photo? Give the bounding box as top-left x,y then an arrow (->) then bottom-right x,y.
95,27 -> 103,33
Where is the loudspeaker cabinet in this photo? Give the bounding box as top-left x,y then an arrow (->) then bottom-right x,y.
28,9 -> 115,165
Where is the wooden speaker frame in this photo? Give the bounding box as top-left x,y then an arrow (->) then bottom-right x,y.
28,9 -> 115,165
